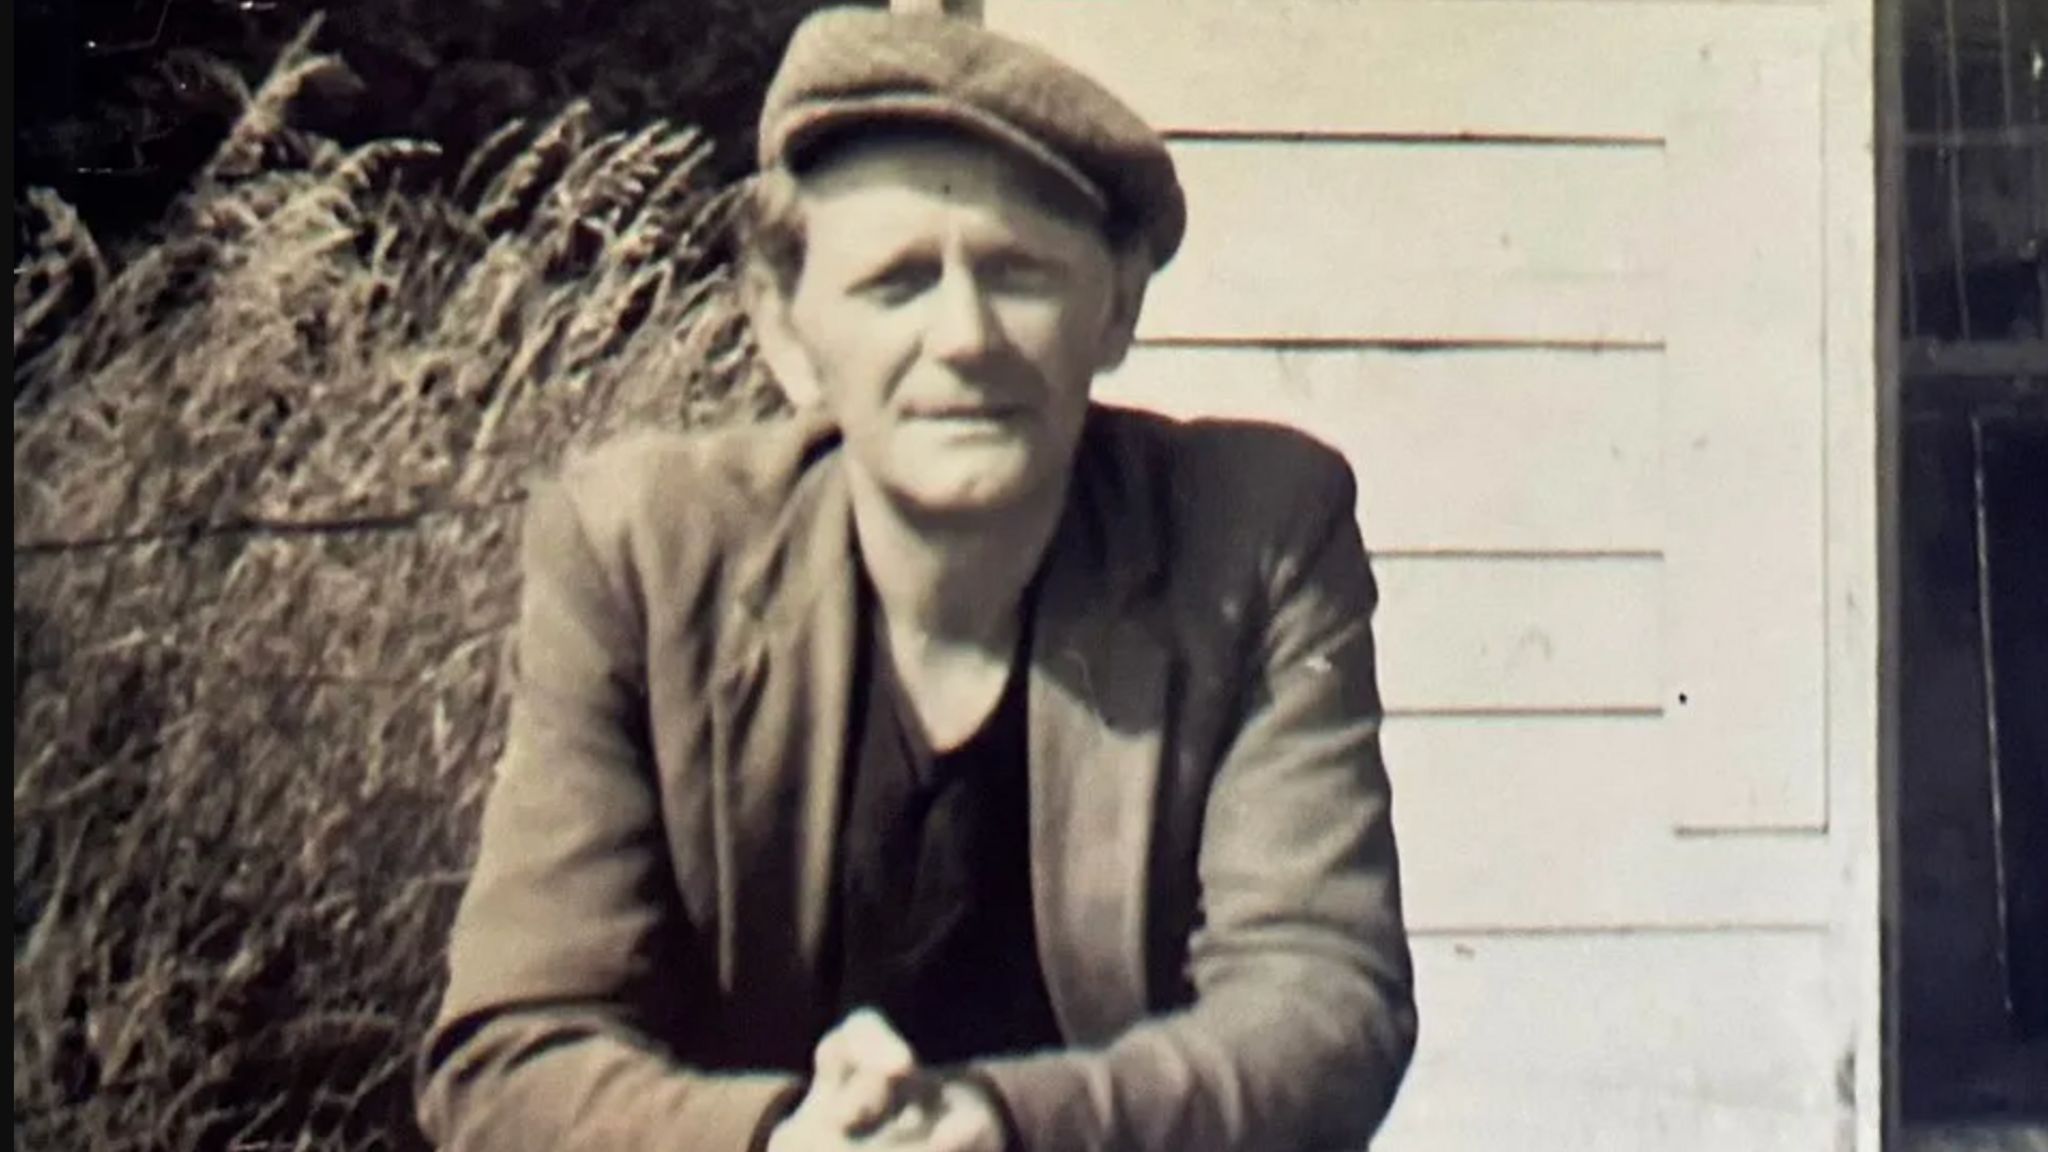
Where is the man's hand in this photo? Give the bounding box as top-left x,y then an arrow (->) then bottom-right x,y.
897,1077 -> 1009,1152
766,1009 -> 1009,1152
771,1009 -> 921,1147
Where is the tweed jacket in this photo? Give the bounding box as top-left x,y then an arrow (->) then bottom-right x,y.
416,404 -> 1417,1152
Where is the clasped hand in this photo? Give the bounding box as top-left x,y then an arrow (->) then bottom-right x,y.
768,1009 -> 1008,1152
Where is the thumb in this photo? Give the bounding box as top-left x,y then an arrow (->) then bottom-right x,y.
823,1007 -> 917,1084
807,1008 -> 927,1137
839,1000 -> 921,1082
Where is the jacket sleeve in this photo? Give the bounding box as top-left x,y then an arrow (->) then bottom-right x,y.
970,451 -> 1418,1152
415,479 -> 800,1152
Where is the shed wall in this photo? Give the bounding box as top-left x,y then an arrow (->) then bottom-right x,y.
983,1 -> 1883,1146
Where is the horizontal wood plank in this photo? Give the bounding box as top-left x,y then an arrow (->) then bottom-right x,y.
1383,716 -> 1832,929
1374,557 -> 1662,713
1379,931 -> 1841,1150
1139,140 -> 1666,344
986,0 -> 1690,138
1098,346 -> 1663,553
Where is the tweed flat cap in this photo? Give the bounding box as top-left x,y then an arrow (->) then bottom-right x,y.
758,8 -> 1186,266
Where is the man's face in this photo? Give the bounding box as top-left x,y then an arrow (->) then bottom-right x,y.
760,133 -> 1135,518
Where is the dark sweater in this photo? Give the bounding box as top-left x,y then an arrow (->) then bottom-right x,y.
830,581 -> 1063,1065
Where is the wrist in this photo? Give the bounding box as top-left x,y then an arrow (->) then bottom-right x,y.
946,1069 -> 1023,1152
749,1078 -> 808,1152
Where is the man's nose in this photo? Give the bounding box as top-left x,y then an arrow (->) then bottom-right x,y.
924,268 -> 1000,365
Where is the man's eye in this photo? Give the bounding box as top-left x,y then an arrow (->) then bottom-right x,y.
985,257 -> 1062,294
858,264 -> 938,303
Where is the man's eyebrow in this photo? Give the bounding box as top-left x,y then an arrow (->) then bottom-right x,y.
973,236 -> 1077,272
990,240 -> 1063,263
835,235 -> 937,277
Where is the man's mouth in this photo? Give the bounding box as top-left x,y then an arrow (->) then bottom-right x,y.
911,403 -> 1027,424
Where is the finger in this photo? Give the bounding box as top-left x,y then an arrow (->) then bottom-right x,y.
919,1105 -> 983,1152
859,1092 -> 941,1146
922,1079 -> 1005,1152
836,1007 -> 917,1081
813,1007 -> 915,1087
819,1065 -> 905,1134
808,1009 -> 929,1137
767,1112 -> 855,1152
814,1027 -> 853,1087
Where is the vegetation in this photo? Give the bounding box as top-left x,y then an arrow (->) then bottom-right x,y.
15,0 -> 863,253
13,21 -> 784,1151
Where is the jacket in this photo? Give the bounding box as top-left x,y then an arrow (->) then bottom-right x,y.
417,403 -> 1417,1152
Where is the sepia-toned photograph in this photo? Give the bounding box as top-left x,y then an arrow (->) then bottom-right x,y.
12,0 -> 2045,1150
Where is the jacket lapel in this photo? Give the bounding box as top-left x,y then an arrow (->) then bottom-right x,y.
1028,420 -> 1171,1045
710,416 -> 857,1049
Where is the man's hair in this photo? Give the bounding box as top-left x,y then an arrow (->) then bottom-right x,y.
736,164 -> 810,299
736,124 -> 1153,300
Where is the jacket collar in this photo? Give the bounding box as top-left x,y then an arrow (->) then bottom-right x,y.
729,407 -> 858,635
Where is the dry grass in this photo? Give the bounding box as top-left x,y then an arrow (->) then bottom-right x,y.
13,20 -> 783,1151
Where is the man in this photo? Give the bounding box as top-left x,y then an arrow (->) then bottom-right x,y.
417,9 -> 1416,1152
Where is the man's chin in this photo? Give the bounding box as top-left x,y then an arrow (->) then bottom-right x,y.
897,482 -> 1036,520
888,464 -> 1052,522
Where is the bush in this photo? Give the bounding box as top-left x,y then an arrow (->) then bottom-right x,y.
13,20 -> 784,1151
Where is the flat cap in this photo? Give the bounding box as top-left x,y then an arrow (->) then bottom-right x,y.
758,7 -> 1186,266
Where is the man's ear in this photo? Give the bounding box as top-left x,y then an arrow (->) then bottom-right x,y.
740,258 -> 825,410
1093,244 -> 1153,373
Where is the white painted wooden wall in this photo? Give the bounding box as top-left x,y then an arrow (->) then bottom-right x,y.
980,1 -> 1884,1148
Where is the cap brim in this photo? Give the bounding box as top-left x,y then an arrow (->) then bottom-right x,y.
769,93 -> 1111,217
